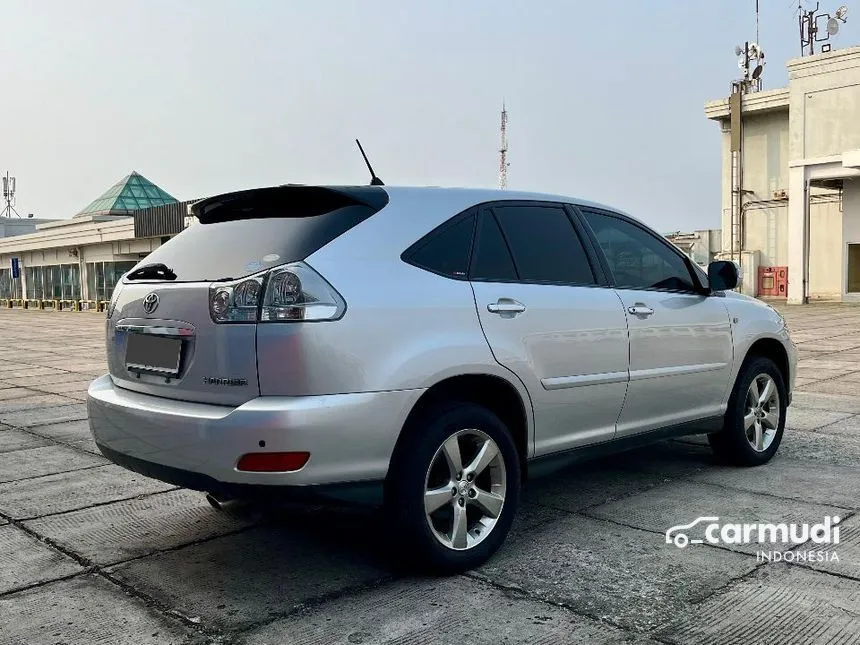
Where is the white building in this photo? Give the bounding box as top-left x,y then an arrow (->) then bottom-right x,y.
0,172 -> 190,306
705,46 -> 860,303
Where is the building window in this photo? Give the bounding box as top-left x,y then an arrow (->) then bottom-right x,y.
0,269 -> 23,299
849,244 -> 860,294
22,264 -> 82,301
25,266 -> 43,299
85,261 -> 136,301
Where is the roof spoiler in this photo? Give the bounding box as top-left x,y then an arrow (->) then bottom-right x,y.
188,185 -> 389,224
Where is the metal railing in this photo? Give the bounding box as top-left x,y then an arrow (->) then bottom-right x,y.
0,298 -> 108,313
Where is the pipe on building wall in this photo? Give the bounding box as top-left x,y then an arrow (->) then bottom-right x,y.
804,177 -> 811,304
76,246 -> 85,300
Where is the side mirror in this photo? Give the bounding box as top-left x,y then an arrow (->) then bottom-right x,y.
708,260 -> 739,291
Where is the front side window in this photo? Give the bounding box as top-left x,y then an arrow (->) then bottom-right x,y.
582,209 -> 697,292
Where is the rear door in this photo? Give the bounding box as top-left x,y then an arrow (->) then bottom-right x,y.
469,201 -> 630,455
577,207 -> 733,436
106,186 -> 387,406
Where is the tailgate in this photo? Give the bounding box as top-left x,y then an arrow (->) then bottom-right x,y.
107,281 -> 259,407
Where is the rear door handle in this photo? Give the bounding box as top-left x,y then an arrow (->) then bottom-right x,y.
487,299 -> 526,315
627,304 -> 654,317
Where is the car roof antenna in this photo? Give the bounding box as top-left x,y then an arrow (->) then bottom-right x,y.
355,139 -> 385,186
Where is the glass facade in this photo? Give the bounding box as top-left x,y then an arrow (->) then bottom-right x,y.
23,264 -> 81,300
77,171 -> 178,216
0,268 -> 23,299
86,261 -> 136,301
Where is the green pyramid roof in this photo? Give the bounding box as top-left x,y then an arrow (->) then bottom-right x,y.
75,171 -> 178,217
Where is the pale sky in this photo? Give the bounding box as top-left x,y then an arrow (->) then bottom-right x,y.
1,1 -> 853,232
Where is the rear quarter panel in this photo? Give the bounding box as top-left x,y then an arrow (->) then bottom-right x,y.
256,191 -> 529,390
254,190 -> 536,443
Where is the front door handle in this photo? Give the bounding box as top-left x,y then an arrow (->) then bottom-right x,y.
487,299 -> 526,316
627,304 -> 654,317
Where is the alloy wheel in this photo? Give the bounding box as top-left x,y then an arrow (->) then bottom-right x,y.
744,373 -> 780,452
423,429 -> 507,551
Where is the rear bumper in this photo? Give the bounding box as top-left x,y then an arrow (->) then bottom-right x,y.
95,443 -> 385,505
87,374 -> 422,490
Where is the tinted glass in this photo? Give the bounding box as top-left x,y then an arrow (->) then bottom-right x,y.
470,212 -> 518,281
407,214 -> 475,278
493,205 -> 595,284
128,204 -> 378,282
582,210 -> 697,292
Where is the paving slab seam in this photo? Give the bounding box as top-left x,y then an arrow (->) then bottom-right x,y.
0,360 -> 103,377
0,462 -> 106,485
464,569 -> 648,637
23,386 -> 89,400
219,574 -> 414,640
813,413 -> 860,433
581,509 -> 860,572
96,568 -> 226,640
10,483 -> 183,522
0,568 -> 90,599
669,470 -> 859,511
14,424 -> 98,453
0,508 -> 102,569
526,475 -> 682,516
796,369 -> 860,387
0,404 -> 89,428
87,521 -> 263,571
778,557 -> 860,585
575,510 -> 765,561
0,507 -> 231,640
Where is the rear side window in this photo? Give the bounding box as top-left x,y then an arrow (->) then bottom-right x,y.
470,211 -> 518,281
404,214 -> 475,279
493,205 -> 596,285
127,187 -> 386,282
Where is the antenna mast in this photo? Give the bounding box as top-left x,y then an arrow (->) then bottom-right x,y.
2,171 -> 21,218
756,0 -> 760,45
499,103 -> 509,190
799,2 -> 849,56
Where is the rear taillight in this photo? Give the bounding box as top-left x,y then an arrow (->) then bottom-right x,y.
208,261 -> 345,324
106,281 -> 123,319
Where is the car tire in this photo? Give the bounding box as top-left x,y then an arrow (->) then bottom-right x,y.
385,401 -> 521,575
708,356 -> 787,466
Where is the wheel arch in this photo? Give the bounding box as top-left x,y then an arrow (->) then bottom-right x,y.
743,337 -> 791,394
391,372 -> 533,481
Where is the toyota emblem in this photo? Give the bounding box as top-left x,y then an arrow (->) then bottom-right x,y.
142,292 -> 160,314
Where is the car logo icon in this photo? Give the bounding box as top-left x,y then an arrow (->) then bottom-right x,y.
142,293 -> 159,314
665,516 -> 720,548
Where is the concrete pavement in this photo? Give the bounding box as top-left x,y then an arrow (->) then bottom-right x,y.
1,303 -> 860,644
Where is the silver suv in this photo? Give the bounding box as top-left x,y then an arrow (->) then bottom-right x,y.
88,184 -> 796,572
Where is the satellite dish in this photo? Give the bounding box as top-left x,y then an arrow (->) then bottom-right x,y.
734,45 -> 744,56
836,5 -> 848,20
749,42 -> 761,58
828,17 -> 840,34
752,64 -> 764,80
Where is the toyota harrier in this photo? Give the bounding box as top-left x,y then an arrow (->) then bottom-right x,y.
87,184 -> 796,572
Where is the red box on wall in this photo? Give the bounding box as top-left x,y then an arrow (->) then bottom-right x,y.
758,266 -> 788,298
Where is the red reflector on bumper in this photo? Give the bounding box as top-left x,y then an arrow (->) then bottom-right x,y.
236,451 -> 310,472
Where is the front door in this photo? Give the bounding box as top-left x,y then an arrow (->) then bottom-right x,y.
579,208 -> 734,436
469,202 -> 630,455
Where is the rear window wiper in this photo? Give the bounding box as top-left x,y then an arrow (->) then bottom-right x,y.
127,263 -> 177,281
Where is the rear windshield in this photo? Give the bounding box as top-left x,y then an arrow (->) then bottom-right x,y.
127,203 -> 378,282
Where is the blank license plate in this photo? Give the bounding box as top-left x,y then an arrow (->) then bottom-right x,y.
126,333 -> 182,376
